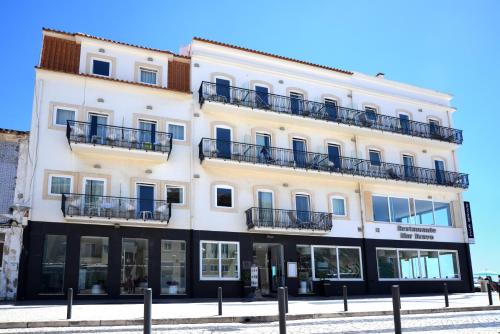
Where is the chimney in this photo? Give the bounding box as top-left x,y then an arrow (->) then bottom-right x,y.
376,72 -> 385,79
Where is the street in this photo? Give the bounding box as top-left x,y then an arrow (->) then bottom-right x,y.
0,310 -> 498,334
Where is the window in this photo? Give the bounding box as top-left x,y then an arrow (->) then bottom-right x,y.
49,175 -> 72,195
215,185 -> 233,208
373,195 -> 391,222
54,108 -> 75,126
369,149 -> 381,166
433,202 -> 452,227
168,123 -> 185,141
138,120 -> 156,145
121,238 -> 148,294
161,240 -> 186,295
313,247 -> 337,279
92,59 -> 111,77
200,241 -> 239,280
255,85 -> 269,108
399,113 -> 411,134
377,248 -> 460,280
140,67 -> 158,85
78,236 -> 108,295
324,99 -> 338,120
331,196 -> 346,217
215,78 -> 231,100
0,233 -> 4,268
389,197 -> 412,224
402,155 -> 414,178
290,92 -> 304,115
364,106 -> 378,122
311,246 -> 363,280
414,199 -> 434,225
338,248 -> 362,278
297,245 -> 313,294
41,235 -> 67,294
166,185 -> 184,205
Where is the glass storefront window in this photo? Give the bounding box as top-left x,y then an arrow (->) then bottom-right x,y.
389,197 -> 412,224
78,236 -> 108,294
434,202 -> 452,227
121,238 -> 148,294
377,249 -> 399,279
439,251 -> 459,279
221,243 -> 239,278
313,247 -> 338,279
338,248 -> 361,279
41,235 -> 67,294
161,240 -> 186,295
296,245 -> 313,294
399,250 -> 420,279
201,241 -> 240,280
414,200 -> 434,225
419,250 -> 440,279
373,196 -> 390,222
201,242 -> 219,278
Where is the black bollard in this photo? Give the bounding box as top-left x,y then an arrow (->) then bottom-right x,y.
66,288 -> 73,320
487,283 -> 493,306
392,285 -> 401,334
285,286 -> 289,314
278,287 -> 286,334
343,285 -> 348,312
444,283 -> 449,307
218,287 -> 223,316
144,288 -> 152,334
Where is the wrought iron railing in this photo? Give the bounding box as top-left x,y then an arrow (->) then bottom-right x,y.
198,81 -> 463,144
246,207 -> 332,231
66,120 -> 173,155
61,193 -> 172,223
199,138 -> 469,188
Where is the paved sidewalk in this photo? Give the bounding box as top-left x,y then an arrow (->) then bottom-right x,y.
0,292 -> 497,325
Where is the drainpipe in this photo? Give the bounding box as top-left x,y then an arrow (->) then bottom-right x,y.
357,181 -> 369,294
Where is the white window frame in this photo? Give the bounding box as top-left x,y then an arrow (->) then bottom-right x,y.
310,245 -> 364,281
53,106 -> 77,127
368,149 -> 382,164
48,174 -> 74,196
167,122 -> 186,142
372,194 -> 412,224
256,188 -> 274,208
91,57 -> 112,77
214,185 -> 234,208
138,67 -> 158,85
199,240 -> 240,281
330,195 -> 347,217
165,185 -> 185,205
375,247 -> 460,281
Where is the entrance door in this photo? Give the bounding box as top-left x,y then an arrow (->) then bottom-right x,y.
137,184 -> 155,219
88,113 -> 108,144
216,127 -> 231,159
252,243 -> 284,296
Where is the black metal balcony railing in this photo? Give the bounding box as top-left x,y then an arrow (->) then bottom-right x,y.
61,193 -> 172,223
246,207 -> 333,231
198,81 -> 463,144
66,120 -> 173,156
199,138 -> 469,188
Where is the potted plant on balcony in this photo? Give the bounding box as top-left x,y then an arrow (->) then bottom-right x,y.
166,280 -> 178,295
142,141 -> 153,151
241,269 -> 256,300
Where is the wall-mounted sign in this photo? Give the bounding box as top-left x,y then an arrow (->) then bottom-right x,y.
250,265 -> 259,288
398,225 -> 436,240
464,201 -> 475,244
287,262 -> 298,278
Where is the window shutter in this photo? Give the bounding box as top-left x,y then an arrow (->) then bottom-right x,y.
364,191 -> 373,222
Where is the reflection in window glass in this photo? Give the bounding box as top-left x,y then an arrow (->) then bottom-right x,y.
414,200 -> 434,225
439,251 -> 459,278
296,246 -> 313,294
121,238 -> 148,294
419,250 -> 440,279
338,248 -> 361,278
389,197 -> 412,223
434,202 -> 452,226
79,237 -> 108,294
373,196 -> 390,222
161,240 -> 186,295
221,243 -> 239,278
201,242 -> 219,278
377,249 -> 399,279
313,247 -> 337,279
399,250 -> 420,279
41,235 -> 67,294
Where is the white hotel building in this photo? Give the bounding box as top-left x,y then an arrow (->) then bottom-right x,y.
18,28 -> 472,300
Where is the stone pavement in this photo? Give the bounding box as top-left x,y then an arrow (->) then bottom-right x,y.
0,310 -> 498,333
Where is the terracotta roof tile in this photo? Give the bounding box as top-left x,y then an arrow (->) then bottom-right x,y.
193,37 -> 353,75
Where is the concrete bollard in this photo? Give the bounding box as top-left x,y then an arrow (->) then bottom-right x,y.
144,288 -> 152,334
66,288 -> 73,320
392,285 -> 402,334
218,287 -> 223,316
278,287 -> 286,334
342,285 -> 348,312
444,283 -> 449,307
285,286 -> 289,314
487,283 -> 493,306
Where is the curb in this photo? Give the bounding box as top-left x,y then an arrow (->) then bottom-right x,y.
1,305 -> 499,329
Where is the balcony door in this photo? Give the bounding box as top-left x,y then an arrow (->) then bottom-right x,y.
137,184 -> 155,219
292,138 -> 307,168
403,155 -> 414,179
256,132 -> 271,162
215,78 -> 230,101
257,190 -> 274,227
325,99 -> 338,121
295,194 -> 311,224
434,160 -> 446,184
255,86 -> 269,109
399,114 -> 410,134
290,92 -> 304,115
215,127 -> 232,159
88,113 -> 108,144
138,120 -> 157,149
84,179 -> 105,215
327,144 -> 341,170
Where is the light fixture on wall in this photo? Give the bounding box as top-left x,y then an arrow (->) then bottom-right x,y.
193,113 -> 200,117
97,98 -> 104,103
278,80 -> 284,84
98,48 -> 105,53
422,149 -> 427,153
93,164 -> 101,169
418,108 -> 423,112
147,57 -> 154,62
194,63 -> 200,68
282,183 -> 289,187
145,169 -> 152,174
193,174 -> 200,179
146,105 -> 153,110
279,126 -> 285,131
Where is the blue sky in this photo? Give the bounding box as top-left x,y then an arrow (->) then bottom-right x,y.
1,0 -> 498,273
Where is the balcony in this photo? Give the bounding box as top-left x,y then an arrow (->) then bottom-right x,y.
198,81 -> 463,145
246,207 -> 332,233
199,138 -> 469,189
61,193 -> 171,223
66,120 -> 173,161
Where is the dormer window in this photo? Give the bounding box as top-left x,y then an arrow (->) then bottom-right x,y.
140,67 -> 158,85
92,58 -> 111,77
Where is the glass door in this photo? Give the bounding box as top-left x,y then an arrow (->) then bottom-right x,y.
257,190 -> 274,227
325,99 -> 338,121
137,184 -> 155,220
88,114 -> 108,144
403,155 -> 414,179
295,194 -> 311,224
215,78 -> 230,101
399,114 -> 410,134
292,138 -> 307,168
256,132 -> 271,162
216,127 -> 232,159
84,179 -> 105,216
255,86 -> 269,108
327,144 -> 341,170
290,92 -> 304,115
435,160 -> 446,185
138,120 -> 156,150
